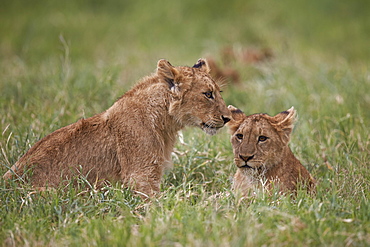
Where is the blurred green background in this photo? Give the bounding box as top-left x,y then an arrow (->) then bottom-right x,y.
1,0 -> 369,62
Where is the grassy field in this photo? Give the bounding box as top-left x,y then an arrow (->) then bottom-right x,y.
1,0 -> 369,246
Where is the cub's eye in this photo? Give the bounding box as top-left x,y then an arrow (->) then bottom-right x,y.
203,91 -> 213,99
235,133 -> 243,140
258,136 -> 268,142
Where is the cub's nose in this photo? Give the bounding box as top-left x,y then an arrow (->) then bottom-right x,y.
222,115 -> 231,124
239,154 -> 254,162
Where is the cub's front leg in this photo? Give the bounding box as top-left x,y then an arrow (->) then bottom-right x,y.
119,160 -> 163,198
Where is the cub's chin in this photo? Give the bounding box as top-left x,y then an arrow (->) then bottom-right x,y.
201,126 -> 220,135
200,122 -> 224,135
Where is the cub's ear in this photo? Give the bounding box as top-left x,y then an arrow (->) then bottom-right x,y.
227,105 -> 246,134
193,58 -> 210,74
228,105 -> 245,122
271,107 -> 297,144
157,59 -> 181,90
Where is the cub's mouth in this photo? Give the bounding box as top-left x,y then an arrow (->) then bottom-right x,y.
237,154 -> 257,169
239,163 -> 254,169
201,122 -> 224,135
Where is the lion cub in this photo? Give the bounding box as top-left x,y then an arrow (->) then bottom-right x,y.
3,59 -> 231,197
227,106 -> 315,195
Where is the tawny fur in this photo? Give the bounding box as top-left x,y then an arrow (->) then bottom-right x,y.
227,106 -> 315,196
3,59 -> 231,197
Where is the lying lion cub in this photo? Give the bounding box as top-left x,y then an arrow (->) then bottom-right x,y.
3,59 -> 231,197
227,106 -> 315,195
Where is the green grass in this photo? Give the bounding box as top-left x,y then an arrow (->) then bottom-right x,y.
1,0 -> 369,246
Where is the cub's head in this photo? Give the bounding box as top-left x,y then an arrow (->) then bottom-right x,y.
157,58 -> 231,135
227,105 -> 297,170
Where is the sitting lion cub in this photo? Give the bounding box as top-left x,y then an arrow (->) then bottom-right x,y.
3,59 -> 231,197
227,106 -> 315,195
